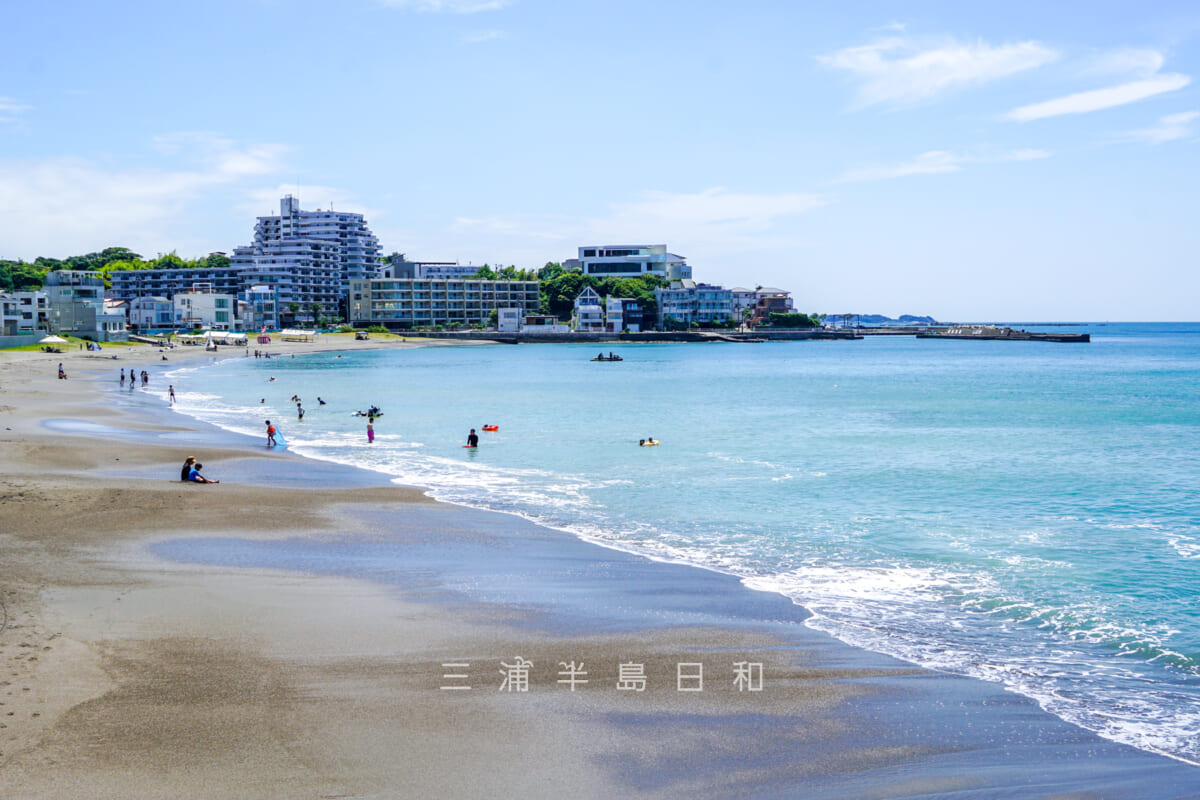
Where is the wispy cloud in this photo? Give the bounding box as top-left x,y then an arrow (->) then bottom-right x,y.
462,29 -> 506,43
838,148 -> 1050,182
1117,110 -> 1199,144
1007,73 -> 1190,121
0,135 -> 290,259
0,96 -> 30,122
820,36 -> 1058,107
445,188 -> 827,267
378,0 -> 508,12
1082,48 -> 1165,78
1007,49 -> 1190,122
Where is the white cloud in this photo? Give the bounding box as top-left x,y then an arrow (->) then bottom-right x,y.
0,96 -> 30,122
444,188 -> 827,270
838,148 -> 1050,182
1119,110 -> 1200,144
0,136 -> 290,259
820,36 -> 1058,107
1083,48 -> 1165,78
462,29 -> 506,43
1006,73 -> 1191,121
378,0 -> 508,12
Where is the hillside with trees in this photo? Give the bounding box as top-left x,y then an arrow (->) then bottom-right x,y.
0,249 -> 234,292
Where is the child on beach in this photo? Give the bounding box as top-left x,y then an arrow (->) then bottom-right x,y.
367,421 -> 374,443
265,420 -> 277,447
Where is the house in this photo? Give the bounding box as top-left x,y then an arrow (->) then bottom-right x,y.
572,287 -> 605,332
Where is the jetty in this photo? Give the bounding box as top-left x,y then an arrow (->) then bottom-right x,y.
916,325 -> 1089,343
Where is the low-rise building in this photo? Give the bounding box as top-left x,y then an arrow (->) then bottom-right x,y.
563,245 -> 692,280
497,308 -> 521,332
381,256 -> 486,280
44,271 -> 127,341
604,297 -> 643,333
654,280 -> 735,328
0,291 -> 49,335
520,315 -> 572,334
752,293 -> 796,326
173,287 -> 239,330
348,278 -> 540,329
129,296 -> 174,331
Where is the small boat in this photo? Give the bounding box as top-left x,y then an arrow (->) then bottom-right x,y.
482,425 -> 499,432
592,354 -> 624,362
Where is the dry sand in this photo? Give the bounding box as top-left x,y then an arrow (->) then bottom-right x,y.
1,338 -> 1197,799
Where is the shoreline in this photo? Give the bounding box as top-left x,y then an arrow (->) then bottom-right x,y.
2,340 -> 1199,797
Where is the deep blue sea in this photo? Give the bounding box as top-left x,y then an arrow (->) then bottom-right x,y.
160,323 -> 1200,763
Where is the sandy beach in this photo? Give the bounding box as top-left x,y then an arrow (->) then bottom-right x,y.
1,338 -> 1198,799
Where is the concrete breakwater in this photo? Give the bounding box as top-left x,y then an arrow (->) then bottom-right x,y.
411,329 -> 863,344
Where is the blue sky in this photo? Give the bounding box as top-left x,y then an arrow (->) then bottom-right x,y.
2,0 -> 1198,320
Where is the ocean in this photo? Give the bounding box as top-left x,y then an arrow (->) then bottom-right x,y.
158,323 -> 1200,764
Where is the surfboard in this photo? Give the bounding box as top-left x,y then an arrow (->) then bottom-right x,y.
273,430 -> 287,449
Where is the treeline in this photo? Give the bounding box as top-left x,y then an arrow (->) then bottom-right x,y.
0,248 -> 233,291
535,262 -> 667,321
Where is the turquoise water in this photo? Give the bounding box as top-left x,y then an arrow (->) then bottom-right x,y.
162,324 -> 1200,763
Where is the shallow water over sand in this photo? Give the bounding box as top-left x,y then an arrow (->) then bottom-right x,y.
162,323 -> 1200,763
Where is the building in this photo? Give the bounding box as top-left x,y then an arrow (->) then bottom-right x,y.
238,195 -> 381,290
108,267 -> 242,301
348,278 -> 540,329
520,315 -> 571,334
563,245 -> 692,280
604,297 -> 642,333
0,291 -> 49,335
572,287 -> 605,332
128,297 -> 174,331
497,308 -> 521,333
242,285 -> 279,331
653,280 -> 735,328
730,287 -> 793,325
382,256 -> 485,280
43,271 -> 127,341
173,287 -> 239,330
752,293 -> 796,326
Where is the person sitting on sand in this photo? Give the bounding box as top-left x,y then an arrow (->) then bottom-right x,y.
187,462 -> 219,484
180,456 -> 196,481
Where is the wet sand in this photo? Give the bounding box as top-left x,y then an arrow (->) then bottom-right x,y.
1,340 -> 1198,798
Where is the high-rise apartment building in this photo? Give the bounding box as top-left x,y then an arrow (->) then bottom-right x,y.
233,196 -> 381,292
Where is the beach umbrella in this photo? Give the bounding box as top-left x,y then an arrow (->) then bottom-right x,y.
38,335 -> 68,344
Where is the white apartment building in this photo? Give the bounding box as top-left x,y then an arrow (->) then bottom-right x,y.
348,278 -> 540,329
239,196 -> 381,288
654,280 -> 735,328
225,196 -> 380,321
173,287 -> 239,330
0,291 -> 49,335
563,245 -> 692,280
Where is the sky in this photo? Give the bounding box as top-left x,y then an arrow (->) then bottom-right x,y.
2,0 -> 1198,320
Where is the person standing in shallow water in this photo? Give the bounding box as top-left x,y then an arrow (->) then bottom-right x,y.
367,420 -> 374,443
466,428 -> 479,448
265,420 -> 277,447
